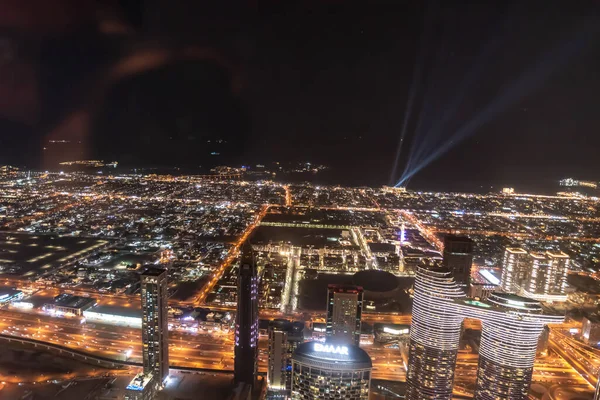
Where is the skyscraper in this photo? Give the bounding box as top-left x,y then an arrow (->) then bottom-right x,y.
140,268 -> 169,384
234,244 -> 259,387
525,251 -> 569,300
500,248 -> 570,302
471,293 -> 562,400
407,263 -> 563,400
267,319 -> 305,398
500,247 -> 529,292
291,341 -> 372,400
326,285 -> 363,346
406,264 -> 465,400
442,235 -> 474,289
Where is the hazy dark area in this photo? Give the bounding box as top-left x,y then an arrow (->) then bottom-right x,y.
1,1 -> 600,192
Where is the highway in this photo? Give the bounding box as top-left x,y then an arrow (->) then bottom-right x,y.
548,328 -> 599,388
0,308 -> 406,381
453,352 -> 589,388
0,301 -> 597,400
0,306 -> 596,390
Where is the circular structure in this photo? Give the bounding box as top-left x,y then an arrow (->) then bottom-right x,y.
291,341 -> 372,399
352,270 -> 398,292
352,270 -> 400,302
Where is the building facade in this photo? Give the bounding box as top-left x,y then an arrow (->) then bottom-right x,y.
291,341 -> 372,400
442,235 -> 474,289
472,293 -> 562,400
500,248 -> 570,302
500,248 -> 529,292
234,244 -> 259,387
267,320 -> 305,398
407,264 -> 563,400
326,285 -> 363,346
140,268 -> 169,384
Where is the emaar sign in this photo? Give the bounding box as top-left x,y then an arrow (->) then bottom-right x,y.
314,343 -> 349,355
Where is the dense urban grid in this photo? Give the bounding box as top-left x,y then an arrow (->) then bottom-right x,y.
0,168 -> 599,399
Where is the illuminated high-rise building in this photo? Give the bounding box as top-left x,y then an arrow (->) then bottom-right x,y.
406,264 -> 465,400
326,285 -> 363,346
141,268 -> 169,384
234,244 -> 259,387
291,341 -> 372,400
522,251 -> 569,300
471,293 -> 563,400
500,247 -> 529,292
442,235 -> 474,289
267,320 -> 305,398
500,248 -> 570,302
407,263 -> 563,400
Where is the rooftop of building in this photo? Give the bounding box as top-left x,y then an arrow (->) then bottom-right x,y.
487,292 -> 542,309
51,293 -> 96,310
457,292 -> 564,322
417,262 -> 454,276
327,284 -> 363,294
293,341 -> 372,369
546,250 -> 570,258
443,235 -> 474,244
529,252 -> 549,260
141,267 -> 167,277
505,247 -> 528,253
269,319 -> 305,332
125,372 -> 154,392
85,304 -> 142,319
0,288 -> 22,299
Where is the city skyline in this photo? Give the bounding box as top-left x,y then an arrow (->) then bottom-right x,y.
0,170 -> 598,399
0,1 -> 600,399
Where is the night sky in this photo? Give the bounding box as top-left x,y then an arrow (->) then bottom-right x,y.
1,0 -> 599,192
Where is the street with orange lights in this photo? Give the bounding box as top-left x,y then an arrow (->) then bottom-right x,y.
194,205 -> 270,305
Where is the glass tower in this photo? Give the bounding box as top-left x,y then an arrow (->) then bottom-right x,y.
442,235 -> 474,289
234,244 -> 259,386
140,268 -> 169,384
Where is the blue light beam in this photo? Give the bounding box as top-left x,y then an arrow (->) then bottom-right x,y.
397,23 -> 597,187
389,0 -> 438,185
406,14 -> 513,173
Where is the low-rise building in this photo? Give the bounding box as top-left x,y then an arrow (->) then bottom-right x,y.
44,293 -> 96,316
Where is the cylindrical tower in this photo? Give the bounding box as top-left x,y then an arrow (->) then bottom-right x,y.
291,341 -> 372,400
473,293 -> 564,400
406,264 -> 466,400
